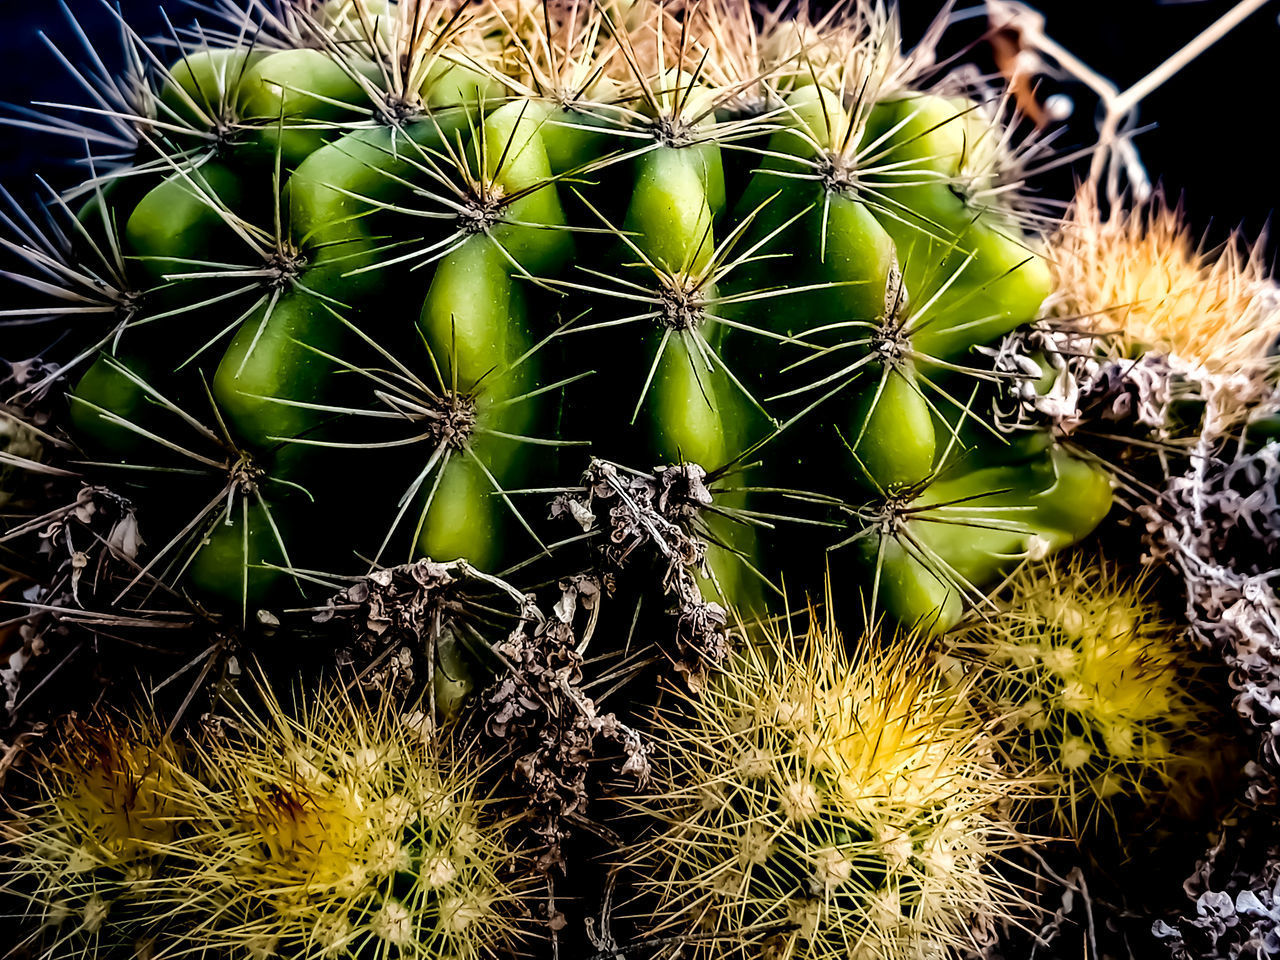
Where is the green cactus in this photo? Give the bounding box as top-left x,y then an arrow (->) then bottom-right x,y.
0,0 -> 1111,645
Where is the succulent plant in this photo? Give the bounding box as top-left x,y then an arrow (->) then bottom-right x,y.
1,683 -> 531,960
1045,188 -> 1278,435
0,709 -> 194,960
0,0 -> 1113,650
4,2 -> 1277,959
950,552 -> 1236,841
618,611 -> 1026,960
174,682 -> 531,960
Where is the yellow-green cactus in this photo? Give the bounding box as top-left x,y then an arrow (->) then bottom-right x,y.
0,711 -> 193,960
1,687 -> 532,960
174,684 -> 532,960
950,553 -> 1236,840
620,611 -> 1028,960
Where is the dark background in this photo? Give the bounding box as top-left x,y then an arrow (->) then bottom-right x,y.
0,0 -> 1277,254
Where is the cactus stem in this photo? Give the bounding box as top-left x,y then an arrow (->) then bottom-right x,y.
63,359 -> 308,619
275,309 -> 566,566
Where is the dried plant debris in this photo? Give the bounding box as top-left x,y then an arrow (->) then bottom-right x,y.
985,325 -> 1174,440
552,461 -> 713,580
315,559 -> 496,703
480,573 -> 650,874
1155,803 -> 1280,960
0,484 -> 179,724
317,557 -> 651,874
550,460 -> 731,690
1144,440 -> 1280,769
3,360 -> 65,423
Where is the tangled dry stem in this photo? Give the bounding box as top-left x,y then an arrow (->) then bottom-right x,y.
0,485 -> 151,721
481,581 -> 651,874
550,459 -> 731,691
316,557 -> 652,875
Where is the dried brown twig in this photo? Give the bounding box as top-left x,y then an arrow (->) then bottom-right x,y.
550,459 -> 732,691
316,557 -> 652,874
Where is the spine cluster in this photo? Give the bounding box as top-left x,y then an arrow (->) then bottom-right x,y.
951,554 -> 1234,840
621,615 -> 1024,960
3,688 -> 529,960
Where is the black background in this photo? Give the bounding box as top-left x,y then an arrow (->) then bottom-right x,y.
0,0 -> 1277,254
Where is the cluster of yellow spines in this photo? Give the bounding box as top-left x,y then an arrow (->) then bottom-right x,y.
1047,187 -> 1280,426
1,713 -> 191,960
2,688 -> 529,960
951,554 -> 1230,839
182,688 -> 524,959
621,614 -> 1025,960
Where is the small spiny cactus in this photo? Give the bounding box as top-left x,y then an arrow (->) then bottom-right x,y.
1029,187 -> 1280,439
1049,188 -> 1276,387
619,610 -> 1028,960
1,710 -> 192,960
949,552 -> 1235,841
171,682 -> 532,960
2,683 -> 532,960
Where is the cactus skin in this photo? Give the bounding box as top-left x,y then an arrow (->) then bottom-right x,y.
620,612 -> 1027,960
858,445 -> 1115,635
950,553 -> 1237,840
